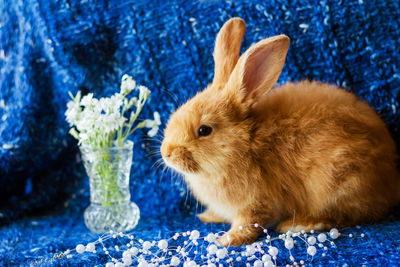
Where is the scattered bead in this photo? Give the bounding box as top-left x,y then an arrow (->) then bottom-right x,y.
86,243 -> 95,252
307,246 -> 317,256
268,246 -> 278,256
76,244 -> 85,254
190,230 -> 200,240
130,247 -> 139,256
207,244 -> 218,255
246,245 -> 256,256
143,241 -> 152,251
307,236 -> 316,245
285,238 -> 294,250
329,228 -> 340,239
216,248 -> 227,259
262,254 -> 271,262
317,233 -> 327,243
254,260 -> 263,267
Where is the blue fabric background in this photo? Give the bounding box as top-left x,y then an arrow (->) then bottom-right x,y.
0,0 -> 399,266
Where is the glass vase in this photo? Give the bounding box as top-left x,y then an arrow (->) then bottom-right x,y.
79,140 -> 140,233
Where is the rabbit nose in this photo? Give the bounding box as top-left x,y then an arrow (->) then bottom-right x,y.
161,144 -> 173,158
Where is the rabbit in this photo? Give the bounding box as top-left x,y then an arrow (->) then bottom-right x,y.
160,17 -> 400,246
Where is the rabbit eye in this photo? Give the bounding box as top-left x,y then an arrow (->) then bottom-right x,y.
198,125 -> 212,137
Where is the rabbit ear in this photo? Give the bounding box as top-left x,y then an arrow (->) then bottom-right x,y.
212,18 -> 246,88
226,35 -> 290,106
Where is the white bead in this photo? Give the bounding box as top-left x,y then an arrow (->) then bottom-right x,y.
268,246 -> 278,256
86,243 -> 95,252
239,226 -> 243,230
254,223 -> 259,228
158,240 -> 168,250
138,261 -> 148,267
284,238 -> 294,250
123,257 -> 132,266
183,260 -> 196,267
170,256 -> 180,266
207,244 -> 218,255
329,228 -> 339,239
307,236 -> 316,245
317,233 -> 327,243
216,248 -> 228,259
76,244 -> 85,254
246,245 -> 256,256
264,260 -> 274,267
206,233 -> 216,243
105,263 -> 114,267
122,251 -> 131,259
254,260 -> 263,267
307,246 -> 317,256
262,254 -> 271,262
129,247 -> 139,256
115,263 -> 123,267
361,233 -> 365,237
263,229 -> 268,233
190,230 -> 200,240
349,234 -> 353,238
236,257 -> 242,261
143,241 -> 152,250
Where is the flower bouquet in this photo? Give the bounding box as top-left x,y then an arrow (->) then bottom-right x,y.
65,75 -> 160,233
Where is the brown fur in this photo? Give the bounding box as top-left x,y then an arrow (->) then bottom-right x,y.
161,18 -> 400,246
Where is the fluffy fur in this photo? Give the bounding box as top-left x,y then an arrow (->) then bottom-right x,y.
161,18 -> 400,246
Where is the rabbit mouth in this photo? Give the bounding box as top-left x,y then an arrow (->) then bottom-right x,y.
162,154 -> 200,174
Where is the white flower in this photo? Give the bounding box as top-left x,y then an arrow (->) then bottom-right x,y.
109,93 -> 123,113
128,97 -> 138,107
144,111 -> 161,137
78,132 -> 89,144
153,111 -> 161,125
138,85 -> 150,100
121,74 -> 136,95
80,93 -> 94,107
65,100 -> 82,126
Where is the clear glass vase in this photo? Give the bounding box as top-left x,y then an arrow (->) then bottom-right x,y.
79,140 -> 140,233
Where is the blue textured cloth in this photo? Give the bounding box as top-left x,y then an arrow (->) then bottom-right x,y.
1,0 -> 400,266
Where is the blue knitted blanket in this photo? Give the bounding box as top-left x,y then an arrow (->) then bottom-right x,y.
1,0 -> 399,266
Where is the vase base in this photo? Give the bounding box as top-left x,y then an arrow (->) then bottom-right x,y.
84,201 -> 140,234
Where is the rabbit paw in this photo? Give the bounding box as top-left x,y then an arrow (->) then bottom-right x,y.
217,228 -> 259,247
197,210 -> 227,223
276,218 -> 329,233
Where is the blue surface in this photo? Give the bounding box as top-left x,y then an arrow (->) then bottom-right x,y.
0,0 -> 400,266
